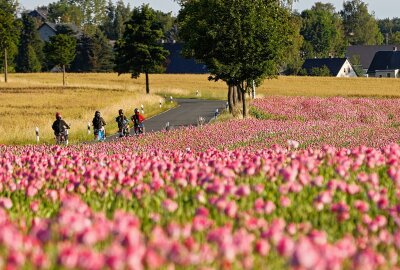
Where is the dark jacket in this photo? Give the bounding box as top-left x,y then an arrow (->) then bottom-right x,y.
116,115 -> 128,129
52,119 -> 70,135
92,116 -> 106,130
131,113 -> 145,126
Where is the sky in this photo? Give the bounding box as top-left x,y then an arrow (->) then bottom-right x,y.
20,0 -> 400,19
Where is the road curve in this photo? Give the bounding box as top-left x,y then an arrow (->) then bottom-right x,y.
108,99 -> 226,140
143,99 -> 226,133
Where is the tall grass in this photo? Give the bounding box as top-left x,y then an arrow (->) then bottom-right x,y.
0,83 -> 173,145
1,73 -> 400,145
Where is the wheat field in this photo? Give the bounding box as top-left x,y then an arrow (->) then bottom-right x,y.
1,73 -> 400,145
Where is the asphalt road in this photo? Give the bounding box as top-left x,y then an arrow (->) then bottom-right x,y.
144,99 -> 226,132
108,99 -> 226,139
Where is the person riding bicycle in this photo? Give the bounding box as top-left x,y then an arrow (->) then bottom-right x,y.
131,108 -> 145,135
92,111 -> 106,140
116,109 -> 129,137
52,112 -> 70,142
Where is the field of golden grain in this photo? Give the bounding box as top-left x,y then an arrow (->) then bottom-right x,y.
1,73 -> 400,145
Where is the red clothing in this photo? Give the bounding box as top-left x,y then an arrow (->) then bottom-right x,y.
131,113 -> 145,126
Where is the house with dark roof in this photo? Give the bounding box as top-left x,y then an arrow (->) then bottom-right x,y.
367,47 -> 400,78
163,43 -> 208,74
346,45 -> 400,73
28,9 -> 48,23
37,22 -> 81,42
301,58 -> 357,77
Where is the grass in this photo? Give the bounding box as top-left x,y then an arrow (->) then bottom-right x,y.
1,73 -> 400,145
0,82 -> 174,145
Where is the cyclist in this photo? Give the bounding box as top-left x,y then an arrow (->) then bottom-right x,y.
92,111 -> 106,140
131,108 -> 145,135
116,109 -> 129,137
52,112 -> 70,144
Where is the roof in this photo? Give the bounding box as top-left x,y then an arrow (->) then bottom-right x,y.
346,45 -> 400,69
367,50 -> 400,74
38,22 -> 82,37
301,58 -> 348,76
28,9 -> 48,20
38,22 -> 57,32
164,43 -> 208,74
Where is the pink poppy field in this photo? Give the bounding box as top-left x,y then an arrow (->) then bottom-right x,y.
2,96 -> 400,269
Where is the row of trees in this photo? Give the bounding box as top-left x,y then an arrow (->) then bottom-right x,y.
0,0 -> 175,78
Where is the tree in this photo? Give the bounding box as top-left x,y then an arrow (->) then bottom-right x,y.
390,32 -> 400,44
48,0 -> 83,26
378,18 -> 400,44
72,28 -> 114,72
283,13 -> 304,75
341,0 -> 383,45
114,4 -> 169,94
45,34 -> 76,86
16,13 -> 44,72
310,66 -> 331,76
0,0 -> 20,82
301,3 -> 346,58
179,0 -> 295,117
101,0 -> 116,40
114,0 -> 131,40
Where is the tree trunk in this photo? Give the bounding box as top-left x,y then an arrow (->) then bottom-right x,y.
145,72 -> 150,94
227,84 -> 233,113
242,88 -> 247,118
237,83 -> 242,102
4,48 -> 8,83
252,80 -> 256,99
62,65 -> 66,86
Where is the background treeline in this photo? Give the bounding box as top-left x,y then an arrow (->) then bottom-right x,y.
1,0 -> 399,74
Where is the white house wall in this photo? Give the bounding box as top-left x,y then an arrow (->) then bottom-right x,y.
337,60 -> 358,77
375,69 -> 399,78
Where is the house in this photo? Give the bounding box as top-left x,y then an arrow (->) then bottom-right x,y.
37,22 -> 57,42
163,43 -> 208,74
301,58 -> 357,77
346,45 -> 400,73
28,9 -> 48,23
367,47 -> 400,78
37,22 -> 81,42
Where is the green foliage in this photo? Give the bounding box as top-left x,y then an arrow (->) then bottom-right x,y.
179,0 -> 296,94
283,14 -> 304,75
390,32 -> 400,44
0,0 -> 20,65
301,3 -> 347,58
71,28 -> 114,72
114,4 -> 169,93
377,17 -> 400,44
16,13 -> 44,72
349,54 -> 365,76
48,0 -> 83,26
45,34 -> 77,68
48,0 -> 107,26
310,65 -> 332,76
341,0 -> 383,45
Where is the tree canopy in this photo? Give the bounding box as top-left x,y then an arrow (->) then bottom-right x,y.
341,0 -> 383,45
0,0 -> 20,82
45,34 -> 77,85
16,13 -> 43,72
179,0 -> 296,116
114,4 -> 169,94
301,3 -> 346,58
